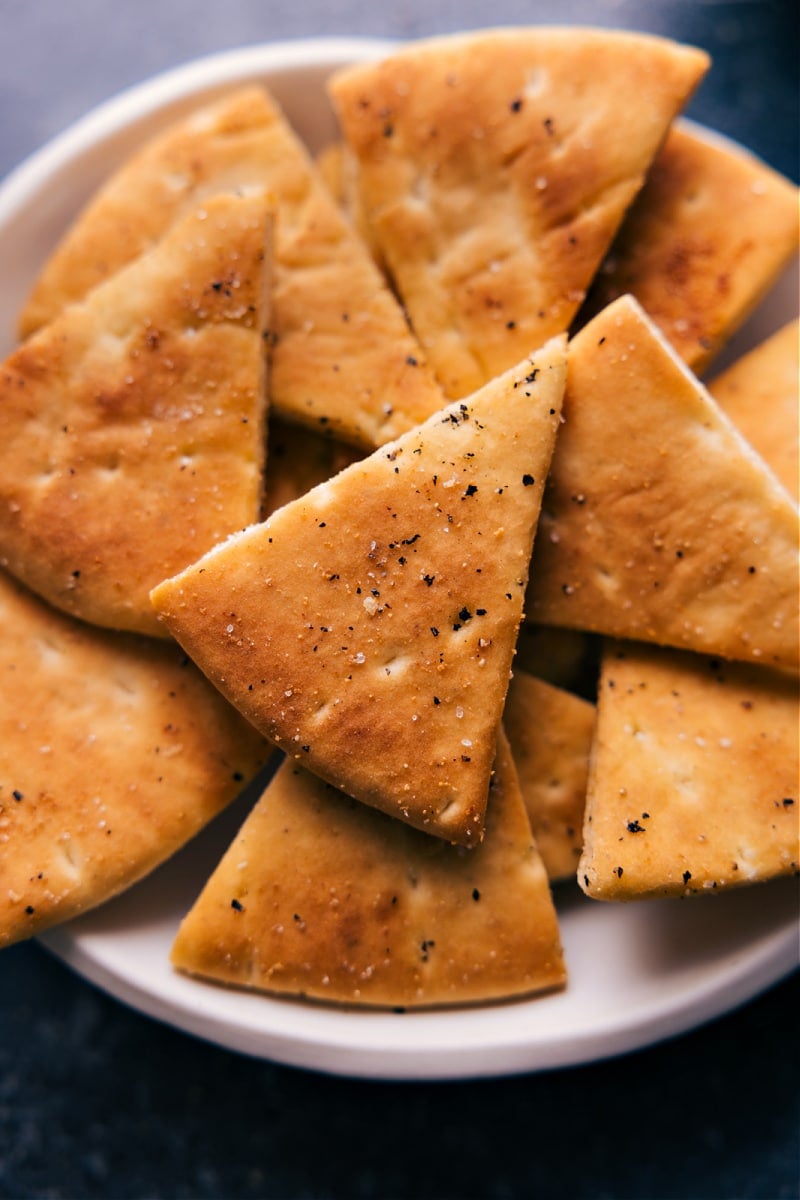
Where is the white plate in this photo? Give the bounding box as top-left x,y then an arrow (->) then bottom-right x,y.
1,37 -> 797,1082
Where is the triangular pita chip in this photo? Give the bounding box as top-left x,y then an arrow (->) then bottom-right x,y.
171,727 -> 566,1009
708,319 -> 799,502
152,337 -> 567,845
579,124 -> 799,374
579,640 -> 799,900
503,670 -> 595,881
0,568 -> 270,948
18,86 -> 445,449
329,27 -> 709,398
0,191 -> 272,637
526,296 -> 800,673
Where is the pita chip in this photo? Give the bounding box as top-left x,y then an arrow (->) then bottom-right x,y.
526,296 -> 800,674
708,319 -> 799,502
579,640 -> 799,900
504,670 -> 595,881
171,727 -> 566,1009
18,86 -> 445,449
0,568 -> 270,948
0,191 -> 272,637
579,124 -> 799,374
329,27 -> 709,398
152,337 -> 567,845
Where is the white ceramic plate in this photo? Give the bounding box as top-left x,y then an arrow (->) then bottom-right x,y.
1,38 -> 797,1081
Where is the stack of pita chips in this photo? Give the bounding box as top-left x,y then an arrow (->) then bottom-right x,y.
152,341 -> 567,844
1,27 -> 797,1013
154,340 -> 573,1005
17,85 -> 445,451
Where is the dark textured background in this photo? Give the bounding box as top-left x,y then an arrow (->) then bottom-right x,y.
1,2 -> 798,1198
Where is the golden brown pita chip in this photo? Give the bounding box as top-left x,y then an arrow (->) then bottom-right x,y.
329,27 -> 708,398
263,417 -> 363,518
504,670 -> 595,880
171,727 -> 566,1009
0,192 -> 271,637
152,337 -> 567,845
0,568 -> 270,948
579,640 -> 799,900
526,296 -> 800,674
19,86 -> 445,449
580,124 -> 799,374
708,320 -> 799,502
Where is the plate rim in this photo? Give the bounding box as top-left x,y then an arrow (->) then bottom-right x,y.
2,34 -> 798,1081
40,909 -> 798,1080
0,37 -> 397,210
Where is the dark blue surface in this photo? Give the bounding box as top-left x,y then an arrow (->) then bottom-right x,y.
1,943 -> 798,1199
1,3 -> 798,1197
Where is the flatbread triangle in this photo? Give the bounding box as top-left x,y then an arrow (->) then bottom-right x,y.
0,567 -> 270,948
151,336 -> 567,845
526,295 -> 800,673
171,726 -> 566,1009
579,640 -> 799,899
329,27 -> 709,399
0,191 -> 272,637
